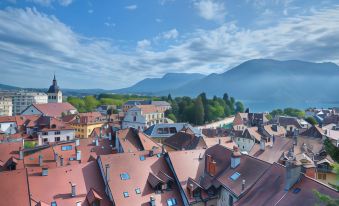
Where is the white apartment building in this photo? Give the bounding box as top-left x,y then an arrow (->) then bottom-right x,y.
122,105 -> 165,130
37,128 -> 75,145
0,96 -> 13,116
12,92 -> 48,115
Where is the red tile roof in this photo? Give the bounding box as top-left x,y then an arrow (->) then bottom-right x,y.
99,152 -> 183,206
116,128 -> 161,153
30,102 -> 76,117
136,105 -> 160,114
0,141 -> 24,172
235,163 -> 338,206
28,161 -> 112,206
164,127 -> 206,150
0,169 -> 30,206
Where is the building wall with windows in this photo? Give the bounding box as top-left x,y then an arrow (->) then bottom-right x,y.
234,137 -> 255,152
12,92 -> 48,115
37,129 -> 75,145
122,106 -> 165,130
70,122 -> 104,139
0,96 -> 13,116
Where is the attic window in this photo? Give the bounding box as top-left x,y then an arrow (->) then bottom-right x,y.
135,188 -> 141,194
61,145 -> 72,151
123,192 -> 129,198
120,173 -> 130,180
140,156 -> 146,161
230,172 -> 241,181
167,198 -> 178,206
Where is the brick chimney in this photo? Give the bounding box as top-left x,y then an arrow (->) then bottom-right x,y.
231,146 -> 241,169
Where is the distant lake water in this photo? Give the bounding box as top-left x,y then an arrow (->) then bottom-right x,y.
242,100 -> 339,112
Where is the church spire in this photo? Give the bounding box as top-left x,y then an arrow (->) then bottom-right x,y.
53,73 -> 57,86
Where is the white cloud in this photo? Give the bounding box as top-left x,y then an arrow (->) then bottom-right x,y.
1,6 -> 339,89
104,22 -> 115,27
155,29 -> 179,41
27,0 -> 73,6
193,0 -> 226,22
125,4 -> 137,10
137,39 -> 151,51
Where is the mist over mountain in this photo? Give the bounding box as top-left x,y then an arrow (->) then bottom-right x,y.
112,73 -> 206,94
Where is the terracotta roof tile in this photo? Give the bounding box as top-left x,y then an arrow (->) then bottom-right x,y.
29,102 -> 76,117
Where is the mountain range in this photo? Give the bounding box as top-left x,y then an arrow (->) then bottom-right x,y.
2,59 -> 339,111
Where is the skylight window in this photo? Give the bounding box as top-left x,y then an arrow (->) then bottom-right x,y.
123,192 -> 129,198
230,172 -> 241,181
135,188 -> 141,194
61,145 -> 72,151
51,201 -> 57,206
120,173 -> 130,180
167,198 -> 177,206
140,155 -> 146,161
156,153 -> 162,158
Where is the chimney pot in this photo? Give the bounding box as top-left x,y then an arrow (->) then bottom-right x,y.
150,196 -> 156,206
60,156 -> 64,166
70,182 -> 76,197
19,150 -> 24,160
105,164 -> 110,182
38,154 -> 43,167
242,179 -> 246,191
75,139 -> 80,146
76,150 -> 81,161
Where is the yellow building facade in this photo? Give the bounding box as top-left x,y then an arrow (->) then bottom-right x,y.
70,122 -> 104,138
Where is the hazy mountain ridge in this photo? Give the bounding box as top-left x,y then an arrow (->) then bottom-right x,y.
112,72 -> 206,94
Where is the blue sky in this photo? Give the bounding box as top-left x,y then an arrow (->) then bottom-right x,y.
1,0 -> 339,89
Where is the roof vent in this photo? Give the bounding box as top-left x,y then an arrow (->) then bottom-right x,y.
42,167 -> 48,176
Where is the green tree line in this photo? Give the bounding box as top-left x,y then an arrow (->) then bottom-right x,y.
270,108 -> 306,118
164,93 -> 244,125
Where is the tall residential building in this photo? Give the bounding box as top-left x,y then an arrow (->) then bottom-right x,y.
0,96 -> 13,116
12,92 -> 48,115
47,75 -> 62,103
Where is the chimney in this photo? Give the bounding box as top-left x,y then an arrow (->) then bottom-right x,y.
42,167 -> 48,176
60,156 -> 64,166
218,138 -> 221,145
38,154 -> 43,167
161,145 -> 166,154
54,153 -> 58,161
258,123 -> 264,134
231,146 -> 241,169
242,179 -> 246,191
284,154 -> 301,191
150,196 -> 156,206
205,154 -> 212,173
149,150 -> 154,157
19,148 -> 24,160
260,138 -> 266,151
95,138 -> 99,146
76,150 -> 81,161
70,182 -> 76,197
105,164 -> 110,183
75,139 -> 80,146
272,124 -> 278,132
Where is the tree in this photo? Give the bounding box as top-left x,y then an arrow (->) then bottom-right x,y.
167,94 -> 172,101
235,101 -> 245,113
224,104 -> 231,117
167,113 -> 177,122
194,96 -> 205,125
84,96 -> 99,112
107,107 -> 113,122
305,116 -> 318,125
